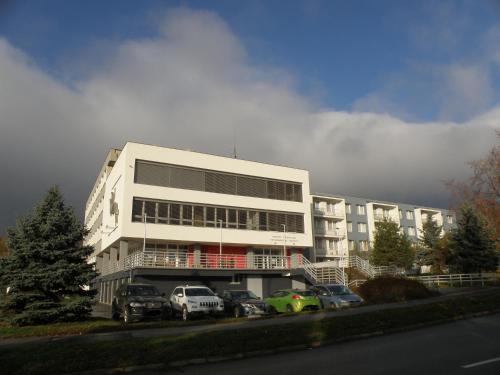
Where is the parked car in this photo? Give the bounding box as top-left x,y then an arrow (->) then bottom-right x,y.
111,283 -> 170,323
170,285 -> 224,321
265,289 -> 321,313
222,290 -> 267,318
310,284 -> 364,309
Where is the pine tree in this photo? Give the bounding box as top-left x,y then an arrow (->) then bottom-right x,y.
415,217 -> 443,273
448,204 -> 497,273
371,219 -> 414,269
0,187 -> 97,325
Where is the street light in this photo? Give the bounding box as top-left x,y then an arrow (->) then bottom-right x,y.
281,224 -> 286,256
219,219 -> 223,256
143,213 -> 147,252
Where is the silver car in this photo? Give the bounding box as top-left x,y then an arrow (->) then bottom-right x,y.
311,284 -> 364,309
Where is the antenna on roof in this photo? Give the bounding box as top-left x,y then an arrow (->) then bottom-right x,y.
232,125 -> 238,159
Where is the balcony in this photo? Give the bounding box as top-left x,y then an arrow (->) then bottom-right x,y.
313,209 -> 344,219
111,250 -> 306,275
315,247 -> 342,257
374,213 -> 393,222
314,228 -> 345,238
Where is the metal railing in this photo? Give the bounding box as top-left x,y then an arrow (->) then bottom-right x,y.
313,209 -> 344,218
374,214 -> 392,221
410,273 -> 498,287
314,229 -> 345,237
124,250 -> 296,271
348,255 -> 403,278
348,279 -> 367,287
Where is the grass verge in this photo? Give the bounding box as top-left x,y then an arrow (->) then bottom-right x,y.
1,291 -> 499,375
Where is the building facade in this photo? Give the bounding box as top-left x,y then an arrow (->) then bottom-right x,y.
311,194 -> 455,263
85,142 -> 456,301
84,142 -> 313,303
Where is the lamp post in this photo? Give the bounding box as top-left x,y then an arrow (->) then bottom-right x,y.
219,219 -> 223,256
143,213 -> 147,252
281,224 -> 286,255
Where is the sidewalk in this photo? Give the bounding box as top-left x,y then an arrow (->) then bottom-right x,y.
1,286 -> 498,349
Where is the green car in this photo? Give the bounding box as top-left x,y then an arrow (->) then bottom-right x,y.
265,289 -> 321,313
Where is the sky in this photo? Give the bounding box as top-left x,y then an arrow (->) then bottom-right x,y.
0,0 -> 499,232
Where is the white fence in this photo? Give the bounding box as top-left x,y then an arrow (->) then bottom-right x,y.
411,273 -> 498,287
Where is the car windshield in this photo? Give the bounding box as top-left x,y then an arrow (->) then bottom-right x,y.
230,291 -> 258,300
327,285 -> 352,295
185,288 -> 215,297
128,286 -> 160,296
294,290 -> 315,297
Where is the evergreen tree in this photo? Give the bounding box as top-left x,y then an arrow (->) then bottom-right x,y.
448,204 -> 497,273
415,217 -> 444,273
371,219 -> 414,269
0,187 -> 97,325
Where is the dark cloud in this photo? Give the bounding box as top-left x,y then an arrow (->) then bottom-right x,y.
0,8 -> 498,233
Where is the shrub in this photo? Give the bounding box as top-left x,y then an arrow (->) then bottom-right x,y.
357,276 -> 435,304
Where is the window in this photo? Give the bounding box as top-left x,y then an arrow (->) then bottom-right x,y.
193,206 -> 204,227
205,207 -> 216,227
227,209 -> 237,229
348,240 -> 355,251
408,227 -> 415,236
135,160 -> 303,202
182,205 -> 193,225
359,240 -> 369,251
358,222 -> 367,233
347,221 -> 353,232
158,203 -> 168,224
357,205 -> 365,215
169,204 -> 180,225
447,215 -> 453,224
131,198 -> 305,233
406,210 -> 414,220
346,204 -> 351,214
315,238 -> 324,249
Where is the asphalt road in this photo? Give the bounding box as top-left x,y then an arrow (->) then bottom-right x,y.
146,314 -> 500,375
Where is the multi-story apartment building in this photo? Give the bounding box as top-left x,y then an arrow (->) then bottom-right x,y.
311,195 -> 455,263
84,142 -> 313,303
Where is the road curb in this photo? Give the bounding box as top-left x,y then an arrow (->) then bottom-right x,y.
63,308 -> 500,375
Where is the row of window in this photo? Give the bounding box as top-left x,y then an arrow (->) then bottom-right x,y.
345,204 -> 453,224
132,198 -> 305,233
134,161 -> 303,202
348,240 -> 369,251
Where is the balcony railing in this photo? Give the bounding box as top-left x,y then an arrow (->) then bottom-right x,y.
374,213 -> 393,221
120,250 -> 304,273
314,228 -> 345,237
313,209 -> 344,218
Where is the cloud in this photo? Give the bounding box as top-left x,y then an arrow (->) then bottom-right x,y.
0,8 -> 498,231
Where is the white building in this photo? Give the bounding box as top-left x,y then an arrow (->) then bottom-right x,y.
84,142 -> 313,302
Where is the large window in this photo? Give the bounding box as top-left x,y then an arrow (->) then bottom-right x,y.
132,198 -> 305,233
134,160 -> 303,202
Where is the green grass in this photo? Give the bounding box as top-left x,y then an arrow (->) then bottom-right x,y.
1,291 -> 500,375
0,315 -> 251,339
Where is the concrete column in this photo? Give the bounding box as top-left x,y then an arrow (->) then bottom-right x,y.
102,252 -> 110,275
247,275 -> 263,298
119,240 -> 129,269
193,244 -> 201,267
246,247 -> 255,269
289,248 -> 300,268
95,256 -> 103,274
110,247 -> 118,272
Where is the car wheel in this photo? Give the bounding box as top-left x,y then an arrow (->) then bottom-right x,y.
123,307 -> 132,324
234,306 -> 241,318
286,304 -> 294,313
182,305 -> 190,321
161,307 -> 170,321
319,300 -> 325,310
111,303 -> 120,321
